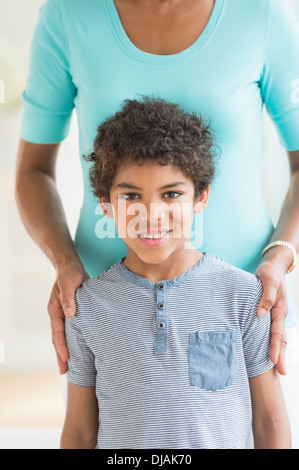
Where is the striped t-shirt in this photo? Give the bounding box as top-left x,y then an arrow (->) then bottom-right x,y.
65,251 -> 274,449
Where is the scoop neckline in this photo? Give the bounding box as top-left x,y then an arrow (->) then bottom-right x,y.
105,0 -> 225,65
115,251 -> 210,289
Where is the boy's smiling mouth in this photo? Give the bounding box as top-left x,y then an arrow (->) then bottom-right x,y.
137,229 -> 173,239
137,229 -> 173,247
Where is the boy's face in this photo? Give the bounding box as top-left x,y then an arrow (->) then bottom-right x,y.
99,161 -> 209,265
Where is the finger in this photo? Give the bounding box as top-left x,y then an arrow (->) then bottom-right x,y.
275,330 -> 287,376
50,311 -> 69,363
53,329 -> 70,363
269,317 -> 285,366
48,284 -> 69,370
257,287 -> 277,317
57,278 -> 77,318
48,288 -> 70,363
268,282 -> 288,370
52,334 -> 68,375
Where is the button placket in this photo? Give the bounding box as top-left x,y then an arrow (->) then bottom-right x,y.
155,282 -> 167,354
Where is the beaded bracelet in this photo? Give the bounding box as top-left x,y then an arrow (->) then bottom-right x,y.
261,240 -> 298,273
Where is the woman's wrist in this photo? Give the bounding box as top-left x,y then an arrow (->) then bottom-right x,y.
261,244 -> 294,274
54,251 -> 84,274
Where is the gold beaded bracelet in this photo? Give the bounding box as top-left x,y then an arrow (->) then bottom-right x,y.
261,240 -> 298,273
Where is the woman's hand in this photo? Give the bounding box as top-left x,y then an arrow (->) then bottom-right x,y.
254,258 -> 288,376
48,262 -> 90,374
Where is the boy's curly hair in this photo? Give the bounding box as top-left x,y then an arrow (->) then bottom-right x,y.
83,95 -> 218,203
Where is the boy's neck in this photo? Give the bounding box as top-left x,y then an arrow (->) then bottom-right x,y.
123,248 -> 204,283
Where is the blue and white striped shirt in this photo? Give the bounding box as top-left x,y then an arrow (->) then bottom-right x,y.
65,252 -> 274,449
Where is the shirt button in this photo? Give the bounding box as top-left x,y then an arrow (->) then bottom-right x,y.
157,302 -> 164,310
157,283 -> 165,290
157,321 -> 165,329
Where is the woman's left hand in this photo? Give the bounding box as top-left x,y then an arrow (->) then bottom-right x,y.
254,258 -> 288,375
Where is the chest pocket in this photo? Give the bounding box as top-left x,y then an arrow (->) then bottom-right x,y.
189,330 -> 237,391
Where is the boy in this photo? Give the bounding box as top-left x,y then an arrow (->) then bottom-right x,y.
60,96 -> 291,449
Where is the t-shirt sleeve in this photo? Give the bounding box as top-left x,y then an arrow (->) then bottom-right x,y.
65,303 -> 96,387
259,0 -> 299,151
20,0 -> 77,144
241,276 -> 275,378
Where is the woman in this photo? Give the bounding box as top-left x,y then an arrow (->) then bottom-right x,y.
15,0 -> 299,376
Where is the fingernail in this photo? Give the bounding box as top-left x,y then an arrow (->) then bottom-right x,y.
65,307 -> 73,317
257,308 -> 267,317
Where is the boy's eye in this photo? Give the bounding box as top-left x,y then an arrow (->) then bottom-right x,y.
119,191 -> 182,200
163,191 -> 181,199
119,193 -> 139,200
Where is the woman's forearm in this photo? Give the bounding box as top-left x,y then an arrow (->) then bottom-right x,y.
261,165 -> 299,271
15,168 -> 82,272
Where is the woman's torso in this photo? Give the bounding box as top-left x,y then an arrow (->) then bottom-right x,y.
70,0 -> 272,278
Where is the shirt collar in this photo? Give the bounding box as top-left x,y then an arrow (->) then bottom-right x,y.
115,252 -> 210,289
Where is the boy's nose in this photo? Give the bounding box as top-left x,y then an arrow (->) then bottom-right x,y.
139,201 -> 168,223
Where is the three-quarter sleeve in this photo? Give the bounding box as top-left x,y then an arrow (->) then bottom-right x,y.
259,0 -> 299,151
20,0 -> 77,144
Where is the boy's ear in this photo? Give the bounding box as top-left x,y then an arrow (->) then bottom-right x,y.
194,185 -> 210,214
99,197 -> 114,218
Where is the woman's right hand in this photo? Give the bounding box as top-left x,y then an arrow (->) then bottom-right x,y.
48,262 -> 90,374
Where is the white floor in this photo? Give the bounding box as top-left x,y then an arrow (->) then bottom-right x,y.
0,427 -> 62,449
